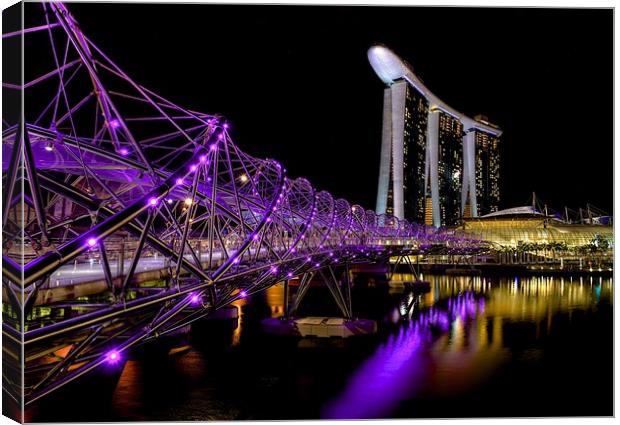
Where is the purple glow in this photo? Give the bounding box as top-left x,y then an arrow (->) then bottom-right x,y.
190,293 -> 201,305
287,272 -> 293,278
109,119 -> 120,129
44,144 -> 54,152
199,155 -> 207,162
190,164 -> 197,172
323,293 -> 484,419
87,237 -> 97,247
147,197 -> 159,207
105,350 -> 121,364
223,123 -> 229,129
176,177 -> 184,185
270,266 -> 278,274
118,147 -> 129,156
239,290 -> 247,298
252,234 -> 260,241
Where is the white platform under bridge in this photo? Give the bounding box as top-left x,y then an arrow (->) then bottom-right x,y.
262,316 -> 377,338
262,264 -> 377,338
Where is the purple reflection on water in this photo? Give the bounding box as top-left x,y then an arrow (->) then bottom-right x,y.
323,292 -> 483,419
323,320 -> 431,419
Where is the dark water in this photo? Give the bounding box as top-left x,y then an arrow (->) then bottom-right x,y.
27,273 -> 613,421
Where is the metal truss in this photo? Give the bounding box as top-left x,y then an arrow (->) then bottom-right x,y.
1,2 -> 481,405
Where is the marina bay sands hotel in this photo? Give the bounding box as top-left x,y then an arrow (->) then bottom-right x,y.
369,45 -> 502,227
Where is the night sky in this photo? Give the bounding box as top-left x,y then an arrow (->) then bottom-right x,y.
66,3 -> 613,214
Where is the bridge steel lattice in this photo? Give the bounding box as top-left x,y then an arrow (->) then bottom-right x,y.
2,2 -> 473,406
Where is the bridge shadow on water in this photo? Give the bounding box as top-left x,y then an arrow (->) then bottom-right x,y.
25,273 -> 613,421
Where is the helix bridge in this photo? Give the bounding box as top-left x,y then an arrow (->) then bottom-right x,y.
1,2 -> 485,406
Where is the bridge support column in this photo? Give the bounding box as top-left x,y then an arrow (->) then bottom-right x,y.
344,262 -> 352,319
387,254 -> 419,281
318,267 -> 351,320
116,236 -> 126,291
283,279 -> 290,319
290,272 -> 313,317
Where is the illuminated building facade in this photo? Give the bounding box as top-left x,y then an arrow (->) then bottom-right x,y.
370,45 -> 502,227
478,133 -> 500,215
379,80 -> 429,222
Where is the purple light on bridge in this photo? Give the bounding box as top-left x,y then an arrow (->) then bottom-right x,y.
189,164 -> 197,172
176,178 -> 184,185
199,155 -> 207,162
223,123 -> 229,129
109,119 -> 120,129
86,237 -> 97,248
118,147 -> 129,156
190,293 -> 201,305
270,266 -> 278,274
105,350 -> 121,364
147,197 -> 159,207
239,290 -> 247,298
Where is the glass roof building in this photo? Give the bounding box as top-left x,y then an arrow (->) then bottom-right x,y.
456,207 -> 614,249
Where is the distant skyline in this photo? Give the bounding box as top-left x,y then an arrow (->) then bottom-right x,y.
66,3 -> 613,214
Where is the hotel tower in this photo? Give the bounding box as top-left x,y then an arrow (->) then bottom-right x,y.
369,44 -> 502,227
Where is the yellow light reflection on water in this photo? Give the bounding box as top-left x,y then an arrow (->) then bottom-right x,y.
387,272 -> 612,397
